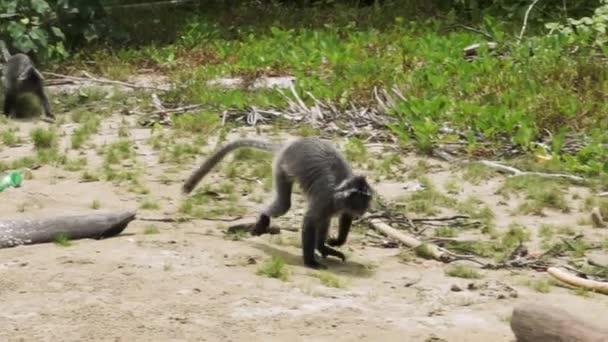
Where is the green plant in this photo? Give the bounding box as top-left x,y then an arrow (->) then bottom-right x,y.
310,271 -> 345,288
445,265 -> 483,279
256,256 -> 289,281
144,225 -> 160,235
53,232 -> 72,247
30,127 -> 57,149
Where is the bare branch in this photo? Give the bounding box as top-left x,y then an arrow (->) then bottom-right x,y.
480,160 -> 584,182
518,0 -> 542,43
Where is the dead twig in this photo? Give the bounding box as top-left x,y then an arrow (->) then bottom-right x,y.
43,71 -> 167,91
411,215 -> 470,223
518,0 -> 542,43
480,160 -> 584,182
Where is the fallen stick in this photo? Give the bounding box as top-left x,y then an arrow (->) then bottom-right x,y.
0,211 -> 135,248
480,160 -> 584,182
369,219 -> 487,265
590,207 -> 606,228
411,215 -> 470,222
510,300 -> 608,342
547,267 -> 608,295
43,71 -> 166,91
369,219 -> 448,261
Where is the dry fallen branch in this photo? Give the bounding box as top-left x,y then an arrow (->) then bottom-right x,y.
43,71 -> 168,91
411,215 -> 470,223
510,300 -> 608,342
517,0 -> 542,43
368,218 -> 485,266
547,266 -> 608,295
480,160 -> 584,182
590,207 -> 606,228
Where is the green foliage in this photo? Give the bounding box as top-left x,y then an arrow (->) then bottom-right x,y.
256,256 -> 289,281
547,0 -> 608,48
445,264 -> 483,279
0,0 -> 106,59
30,127 -> 57,150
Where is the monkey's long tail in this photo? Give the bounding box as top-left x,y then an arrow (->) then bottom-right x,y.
182,138 -> 278,194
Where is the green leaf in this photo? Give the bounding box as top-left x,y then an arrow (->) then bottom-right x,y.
51,26 -> 66,40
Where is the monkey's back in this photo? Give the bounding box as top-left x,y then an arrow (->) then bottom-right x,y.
2,53 -> 42,94
278,137 -> 352,198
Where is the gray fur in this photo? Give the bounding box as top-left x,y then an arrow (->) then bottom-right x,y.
1,41 -> 54,120
182,137 -> 374,269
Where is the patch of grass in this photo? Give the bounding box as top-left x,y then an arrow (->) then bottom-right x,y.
90,200 -> 101,209
344,137 -> 368,163
172,111 -> 220,136
179,185 -> 246,219
408,160 -> 432,179
400,178 -> 456,216
140,198 -> 160,210
296,125 -> 321,137
413,243 -> 435,260
71,112 -> 101,149
443,178 -> 462,194
501,223 -> 531,250
143,225 -> 160,235
462,162 -> 494,185
30,127 -> 58,150
64,157 -> 88,172
499,176 -> 569,215
310,271 -> 345,288
224,229 -> 248,241
522,278 -> 552,293
1,128 -> 22,146
434,226 -> 459,238
445,265 -> 483,279
570,287 -> 593,298
397,249 -> 417,263
53,232 -> 72,247
456,195 -> 495,224
256,256 -> 289,281
80,170 -> 100,182
582,195 -> 608,218
158,142 -> 200,164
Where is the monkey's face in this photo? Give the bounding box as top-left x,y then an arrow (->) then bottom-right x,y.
336,175 -> 373,216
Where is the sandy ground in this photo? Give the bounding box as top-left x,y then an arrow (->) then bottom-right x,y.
1,91 -> 608,341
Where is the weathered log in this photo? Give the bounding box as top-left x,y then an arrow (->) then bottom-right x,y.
547,267 -> 608,294
0,211 -> 136,248
510,301 -> 608,342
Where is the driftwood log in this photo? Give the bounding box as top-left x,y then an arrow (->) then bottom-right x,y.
547,267 -> 608,294
0,211 -> 136,248
510,301 -> 608,342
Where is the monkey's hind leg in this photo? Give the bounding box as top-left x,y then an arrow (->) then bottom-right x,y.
301,212 -> 327,269
251,168 -> 293,236
3,92 -> 16,117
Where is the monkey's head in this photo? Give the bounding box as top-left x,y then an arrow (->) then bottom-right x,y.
334,175 -> 373,217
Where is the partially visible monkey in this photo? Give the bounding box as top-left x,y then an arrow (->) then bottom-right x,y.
182,137 -> 374,269
1,40 -> 54,120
